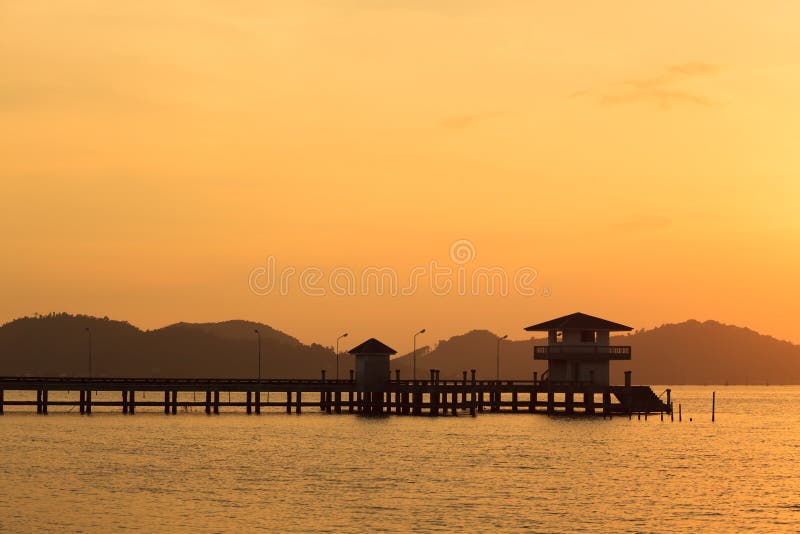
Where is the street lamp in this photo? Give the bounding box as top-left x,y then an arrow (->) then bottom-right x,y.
413,329 -> 426,381
254,329 -> 262,381
84,327 -> 92,379
336,333 -> 348,381
496,334 -> 508,381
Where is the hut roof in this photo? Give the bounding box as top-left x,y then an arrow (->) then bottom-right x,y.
348,338 -> 397,355
524,312 -> 633,332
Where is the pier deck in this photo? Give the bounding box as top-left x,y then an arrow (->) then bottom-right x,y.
0,374 -> 671,417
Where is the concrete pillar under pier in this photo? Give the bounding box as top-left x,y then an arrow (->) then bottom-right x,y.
584,389 -> 595,415
603,391 -> 612,418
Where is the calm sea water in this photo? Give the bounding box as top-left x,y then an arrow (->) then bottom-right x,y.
1,386 -> 799,532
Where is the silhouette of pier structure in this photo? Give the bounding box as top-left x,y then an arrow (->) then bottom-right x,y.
0,373 -> 670,417
0,314 -> 672,418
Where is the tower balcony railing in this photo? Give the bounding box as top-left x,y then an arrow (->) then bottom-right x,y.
534,345 -> 631,360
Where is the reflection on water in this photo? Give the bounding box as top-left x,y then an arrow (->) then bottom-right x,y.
1,386 -> 799,532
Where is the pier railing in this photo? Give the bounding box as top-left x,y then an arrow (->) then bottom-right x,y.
533,345 -> 631,360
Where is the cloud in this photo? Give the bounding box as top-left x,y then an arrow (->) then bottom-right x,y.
573,62 -> 721,109
614,215 -> 672,231
439,111 -> 507,130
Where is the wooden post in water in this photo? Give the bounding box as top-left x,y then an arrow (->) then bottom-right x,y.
42,388 -> 48,414
286,391 -> 292,414
164,391 -> 170,414
565,388 -> 574,415
79,390 -> 85,414
171,390 -> 178,415
679,403 -> 682,422
255,390 -> 261,414
712,391 -> 715,422
205,391 -> 211,414
335,391 -> 342,413
470,369 -> 477,417
512,388 -> 518,413
320,370 -> 326,412
530,372 -> 537,413
122,390 -> 128,414
546,385 -> 554,415
85,390 -> 92,415
246,391 -> 252,414
0,387 -> 3,415
129,390 -> 136,415
36,389 -> 42,414
603,390 -> 611,419
461,371 -> 467,408
212,391 -> 219,414
585,388 -> 595,415
296,391 -> 302,414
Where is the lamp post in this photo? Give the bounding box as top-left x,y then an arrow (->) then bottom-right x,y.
496,334 -> 508,381
254,329 -> 262,381
336,333 -> 348,381
413,329 -> 426,381
84,327 -> 92,379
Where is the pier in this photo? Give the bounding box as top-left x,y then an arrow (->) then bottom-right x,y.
0,373 -> 671,417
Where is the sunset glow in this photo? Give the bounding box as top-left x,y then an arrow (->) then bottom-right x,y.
3,1 -> 799,349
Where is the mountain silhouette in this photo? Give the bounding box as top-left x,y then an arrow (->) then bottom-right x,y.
0,313 -> 351,379
1,314 -> 798,384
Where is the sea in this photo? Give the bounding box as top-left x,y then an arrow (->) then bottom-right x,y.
1,386 -> 799,532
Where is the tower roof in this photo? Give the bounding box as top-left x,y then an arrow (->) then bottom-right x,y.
524,312 -> 633,332
348,337 -> 397,355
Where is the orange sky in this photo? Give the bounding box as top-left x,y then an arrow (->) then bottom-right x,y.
2,1 -> 799,350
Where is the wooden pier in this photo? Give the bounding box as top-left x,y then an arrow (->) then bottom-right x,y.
0,371 -> 671,417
